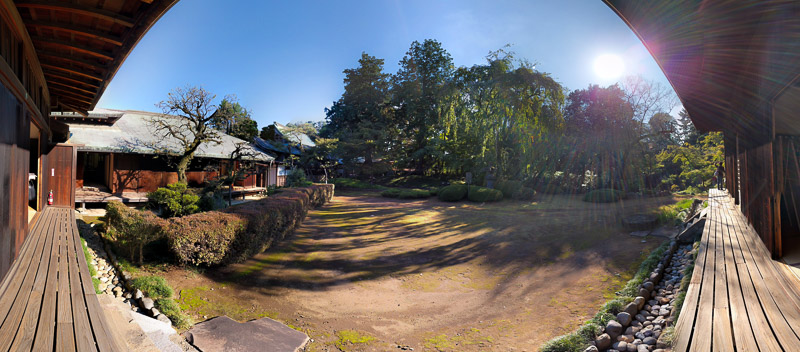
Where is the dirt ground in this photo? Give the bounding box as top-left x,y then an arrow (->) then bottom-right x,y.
162,190 -> 676,351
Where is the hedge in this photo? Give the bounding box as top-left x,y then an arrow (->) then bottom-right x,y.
381,188 -> 431,199
105,201 -> 167,265
583,188 -> 624,203
167,184 -> 334,266
467,186 -> 503,202
496,180 -> 536,200
437,184 -> 468,202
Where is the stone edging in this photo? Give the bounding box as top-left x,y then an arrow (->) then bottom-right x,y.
588,240 -> 696,352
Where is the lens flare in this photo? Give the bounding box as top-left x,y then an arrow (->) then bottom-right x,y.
593,54 -> 625,80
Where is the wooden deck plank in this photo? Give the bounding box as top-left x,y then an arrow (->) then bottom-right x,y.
0,208 -> 55,350
673,198 -> 715,351
725,194 -> 800,348
711,201 -> 734,352
8,206 -> 58,351
32,210 -> 62,351
65,209 -> 99,352
689,193 -> 718,352
718,195 -> 759,352
56,208 -> 77,351
0,208 -> 51,321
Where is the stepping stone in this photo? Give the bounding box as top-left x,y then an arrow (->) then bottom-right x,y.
184,316 -> 309,352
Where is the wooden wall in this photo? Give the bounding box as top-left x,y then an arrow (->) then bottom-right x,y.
42,145 -> 76,207
0,80 -> 28,280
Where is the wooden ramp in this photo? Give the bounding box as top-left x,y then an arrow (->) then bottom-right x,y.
0,206 -> 125,351
673,189 -> 800,351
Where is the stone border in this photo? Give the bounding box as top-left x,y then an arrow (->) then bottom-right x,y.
588,240 -> 696,352
78,220 -> 175,326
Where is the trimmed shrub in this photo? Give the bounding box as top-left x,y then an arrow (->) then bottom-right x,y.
146,182 -> 200,218
164,211 -> 246,266
165,184 -> 334,266
496,180 -> 536,200
467,186 -> 503,202
105,201 -> 167,265
583,188 -> 623,203
437,184 -> 468,202
381,188 -> 431,199
131,275 -> 173,299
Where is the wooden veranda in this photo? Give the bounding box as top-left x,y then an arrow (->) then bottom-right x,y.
673,189 -> 800,351
0,207 -> 125,351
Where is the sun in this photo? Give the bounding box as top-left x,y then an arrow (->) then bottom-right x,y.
593,54 -> 625,80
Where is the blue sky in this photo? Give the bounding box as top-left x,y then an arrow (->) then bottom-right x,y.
97,0 -> 678,128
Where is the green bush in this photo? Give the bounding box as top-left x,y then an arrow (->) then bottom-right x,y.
467,185 -> 503,202
381,188 -> 431,199
496,180 -> 537,201
105,201 -> 167,265
583,188 -> 623,203
429,187 -> 439,196
80,237 -> 102,294
131,276 -> 174,299
155,298 -> 191,329
198,191 -> 226,211
147,182 -> 200,218
166,184 -> 335,266
164,211 -> 247,266
286,168 -> 312,187
437,184 -> 468,202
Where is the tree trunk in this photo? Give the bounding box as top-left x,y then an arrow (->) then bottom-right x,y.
177,155 -> 191,184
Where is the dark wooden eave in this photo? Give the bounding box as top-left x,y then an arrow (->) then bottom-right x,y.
604,1 -> 800,140
14,0 -> 178,113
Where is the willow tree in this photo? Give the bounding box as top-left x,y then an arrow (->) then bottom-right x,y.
152,86 -> 222,184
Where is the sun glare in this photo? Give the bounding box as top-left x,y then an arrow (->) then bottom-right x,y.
593,54 -> 625,80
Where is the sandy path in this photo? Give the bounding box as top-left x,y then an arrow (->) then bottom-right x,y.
165,191 -> 672,351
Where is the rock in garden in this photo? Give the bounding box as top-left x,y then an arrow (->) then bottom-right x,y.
624,302 -> 639,316
635,314 -> 647,322
584,346 -> 599,352
595,334 -> 611,350
642,281 -> 654,292
617,312 -> 632,326
637,345 -> 650,352
134,289 -> 143,300
643,336 -> 657,345
634,296 -> 645,310
151,308 -> 160,317
141,297 -> 154,310
606,320 -> 623,338
157,314 -> 172,325
638,288 -> 650,300
612,341 -> 627,351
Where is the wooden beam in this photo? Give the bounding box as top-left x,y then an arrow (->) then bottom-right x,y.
25,20 -> 124,46
43,71 -> 101,90
56,102 -> 88,117
46,80 -> 97,97
40,63 -> 103,82
48,88 -> 94,105
31,36 -> 115,61
37,51 -> 108,72
16,1 -> 135,27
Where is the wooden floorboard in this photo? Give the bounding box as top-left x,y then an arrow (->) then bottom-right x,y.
0,206 -> 126,351
675,189 -> 800,351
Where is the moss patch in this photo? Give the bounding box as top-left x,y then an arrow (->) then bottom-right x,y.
334,330 -> 375,351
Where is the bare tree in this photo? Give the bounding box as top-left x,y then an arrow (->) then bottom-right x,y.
223,142 -> 260,206
621,75 -> 679,122
151,86 -> 224,184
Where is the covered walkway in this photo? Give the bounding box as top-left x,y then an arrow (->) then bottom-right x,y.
674,189 -> 800,351
0,207 -> 125,351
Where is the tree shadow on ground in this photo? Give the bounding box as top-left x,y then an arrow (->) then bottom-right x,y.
205,190 -> 675,298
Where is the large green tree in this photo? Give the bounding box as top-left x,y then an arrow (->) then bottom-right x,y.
214,96 -> 258,141
392,39 -> 455,173
325,52 -> 393,165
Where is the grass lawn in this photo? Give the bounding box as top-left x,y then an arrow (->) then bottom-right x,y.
150,189 -> 675,351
